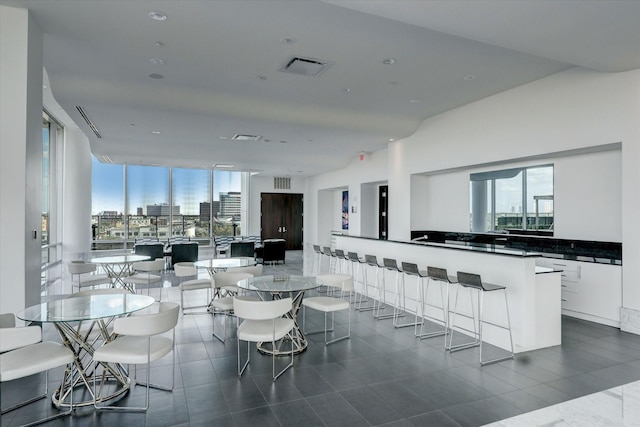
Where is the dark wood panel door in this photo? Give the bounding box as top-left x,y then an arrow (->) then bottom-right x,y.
261,193 -> 303,250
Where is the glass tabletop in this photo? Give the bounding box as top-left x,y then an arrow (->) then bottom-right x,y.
91,254 -> 150,264
194,258 -> 254,269
237,275 -> 320,293
16,294 -> 155,323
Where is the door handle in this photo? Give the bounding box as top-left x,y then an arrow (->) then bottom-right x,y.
282,227 -> 287,232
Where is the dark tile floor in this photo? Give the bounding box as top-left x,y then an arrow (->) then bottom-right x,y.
3,250 -> 640,426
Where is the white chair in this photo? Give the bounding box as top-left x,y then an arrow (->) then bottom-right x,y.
174,262 -> 213,315
92,302 -> 179,411
124,259 -> 165,297
209,272 -> 254,342
302,274 -> 353,345
215,263 -> 263,296
1,313 -> 75,425
234,297 -> 294,381
67,260 -> 111,292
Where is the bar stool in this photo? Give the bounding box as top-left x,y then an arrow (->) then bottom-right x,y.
333,249 -> 349,274
374,258 -> 402,321
356,254 -> 381,312
323,246 -> 336,273
415,266 -> 456,341
312,245 -> 323,276
447,271 -> 514,366
346,252 -> 365,302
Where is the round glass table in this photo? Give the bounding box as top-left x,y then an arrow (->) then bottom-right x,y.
91,254 -> 151,291
16,294 -> 155,408
236,275 -> 320,355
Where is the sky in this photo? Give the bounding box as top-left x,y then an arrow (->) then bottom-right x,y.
91,157 -> 240,215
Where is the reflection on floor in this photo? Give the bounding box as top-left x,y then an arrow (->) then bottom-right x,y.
485,380 -> 640,426
4,249 -> 640,426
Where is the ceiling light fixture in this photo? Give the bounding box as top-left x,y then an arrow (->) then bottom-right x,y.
282,38 -> 296,45
382,58 -> 396,65
148,73 -> 164,79
149,58 -> 165,65
409,99 -> 420,103
342,88 -> 351,93
148,11 -> 167,21
151,130 -> 161,134
154,41 -> 164,47
464,75 -> 476,80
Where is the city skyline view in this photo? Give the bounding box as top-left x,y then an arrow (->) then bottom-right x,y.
91,157 -> 241,215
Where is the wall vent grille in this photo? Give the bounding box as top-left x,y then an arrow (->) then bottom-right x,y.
274,177 -> 291,190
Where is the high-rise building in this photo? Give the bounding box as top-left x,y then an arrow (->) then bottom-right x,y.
147,203 -> 180,216
219,192 -> 241,219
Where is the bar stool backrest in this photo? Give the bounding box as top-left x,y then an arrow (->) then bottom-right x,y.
335,249 -> 345,258
347,252 -> 359,261
383,258 -> 399,270
427,266 -> 450,282
323,246 -> 332,255
456,271 -> 484,290
365,254 -> 378,266
401,262 -> 419,275
313,245 -> 321,254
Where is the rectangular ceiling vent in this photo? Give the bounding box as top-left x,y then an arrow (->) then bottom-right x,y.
232,134 -> 262,142
274,177 -> 291,190
280,56 -> 331,77
75,106 -> 102,139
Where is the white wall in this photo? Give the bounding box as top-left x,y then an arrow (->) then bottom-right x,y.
0,6 -> 43,314
411,147 -> 622,242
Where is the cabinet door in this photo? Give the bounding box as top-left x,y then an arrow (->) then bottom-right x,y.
578,262 -> 622,323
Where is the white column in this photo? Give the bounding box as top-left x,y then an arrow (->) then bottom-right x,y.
62,128 -> 93,260
0,5 -> 43,313
471,180 -> 488,232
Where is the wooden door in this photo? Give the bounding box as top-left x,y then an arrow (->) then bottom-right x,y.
261,193 -> 303,250
378,185 -> 388,240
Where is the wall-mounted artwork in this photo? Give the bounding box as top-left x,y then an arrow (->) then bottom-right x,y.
342,191 -> 349,230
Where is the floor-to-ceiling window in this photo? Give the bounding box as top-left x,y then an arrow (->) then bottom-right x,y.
91,159 -> 243,249
42,112 -> 64,287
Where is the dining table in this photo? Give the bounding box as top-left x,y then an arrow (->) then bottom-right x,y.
16,293 -> 155,408
91,254 -> 150,291
236,274 -> 320,355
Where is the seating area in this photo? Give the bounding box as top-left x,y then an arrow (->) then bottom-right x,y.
4,248 -> 640,426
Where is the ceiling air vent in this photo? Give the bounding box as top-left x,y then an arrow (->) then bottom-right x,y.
280,56 -> 331,77
274,177 -> 291,190
232,134 -> 262,142
75,106 -> 102,139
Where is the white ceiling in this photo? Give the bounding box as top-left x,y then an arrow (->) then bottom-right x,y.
3,0 -> 639,176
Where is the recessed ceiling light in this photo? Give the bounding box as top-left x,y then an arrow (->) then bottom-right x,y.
42,84 -> 48,89
148,11 -> 167,21
148,73 -> 164,79
154,41 -> 164,47
258,75 -> 267,80
129,123 -> 136,126
342,88 -> 351,93
389,138 -> 395,142
150,58 -> 165,65
464,75 -> 476,80
219,136 -> 228,140
409,99 -> 420,103
382,58 -> 396,65
151,130 -> 161,134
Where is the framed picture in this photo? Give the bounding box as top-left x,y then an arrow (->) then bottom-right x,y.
342,191 -> 349,230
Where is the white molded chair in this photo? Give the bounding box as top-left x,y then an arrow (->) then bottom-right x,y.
234,297 -> 294,381
210,272 -> 255,342
302,274 -> 353,345
67,261 -> 111,292
92,302 -> 179,411
174,262 -> 213,314
218,263 -> 263,295
1,313 -> 75,426
124,259 -> 165,297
